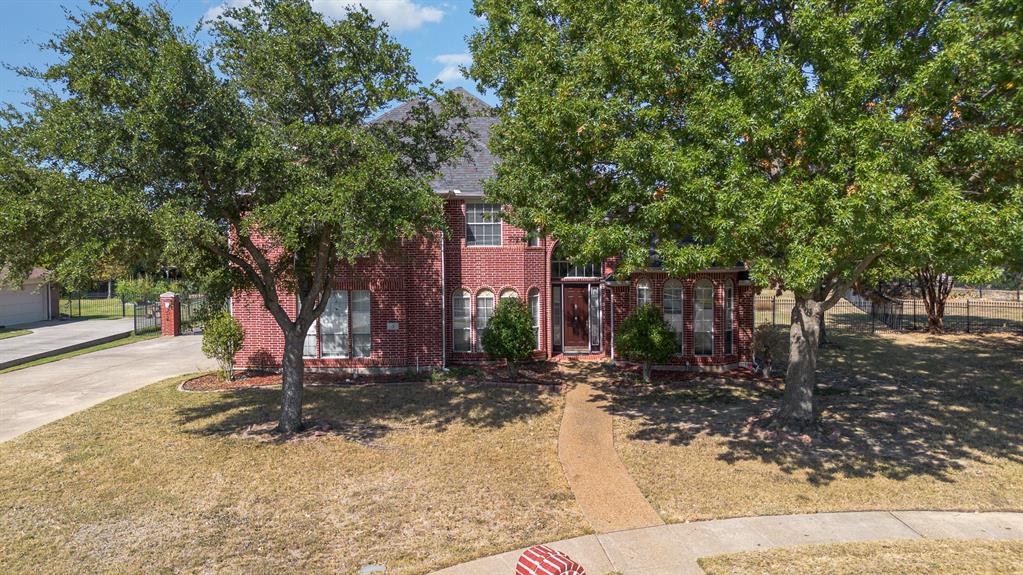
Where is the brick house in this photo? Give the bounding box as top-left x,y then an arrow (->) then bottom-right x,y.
232,90 -> 754,373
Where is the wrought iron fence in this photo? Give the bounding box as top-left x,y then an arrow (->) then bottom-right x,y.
756,294 -> 1023,335
132,294 -> 212,335
902,298 -> 1023,334
61,293 -> 132,320
133,301 -> 161,334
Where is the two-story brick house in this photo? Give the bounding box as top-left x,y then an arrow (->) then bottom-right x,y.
231,90 -> 754,374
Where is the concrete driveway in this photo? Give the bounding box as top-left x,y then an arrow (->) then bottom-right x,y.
0,335 -> 216,442
0,318 -> 135,369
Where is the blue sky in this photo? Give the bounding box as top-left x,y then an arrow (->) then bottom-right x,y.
0,0 -> 492,111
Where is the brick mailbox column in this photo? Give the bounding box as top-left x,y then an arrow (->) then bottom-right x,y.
160,292 -> 181,337
515,545 -> 586,575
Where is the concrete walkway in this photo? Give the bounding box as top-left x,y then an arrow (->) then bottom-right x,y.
559,382 -> 663,533
432,510 -> 1023,575
0,318 -> 134,370
0,335 -> 216,442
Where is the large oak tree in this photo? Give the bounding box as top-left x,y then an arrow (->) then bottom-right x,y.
0,0 -> 470,433
469,0 -> 1021,430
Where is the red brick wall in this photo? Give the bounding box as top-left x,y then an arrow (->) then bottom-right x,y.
232,198 -> 754,373
607,270 -> 752,369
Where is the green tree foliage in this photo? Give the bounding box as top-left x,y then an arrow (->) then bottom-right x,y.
202,311 -> 246,381
0,0 -> 471,432
616,304 -> 678,383
481,297 -> 536,378
469,0 -> 1021,429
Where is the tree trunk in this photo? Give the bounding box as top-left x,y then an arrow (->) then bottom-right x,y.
642,361 -> 652,383
917,266 -> 953,334
777,298 -> 823,431
107,279 -> 113,299
507,360 -> 518,379
278,331 -> 306,434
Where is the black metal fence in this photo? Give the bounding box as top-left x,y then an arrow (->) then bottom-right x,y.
61,293 -> 132,320
756,294 -> 1023,335
902,298 -> 1023,334
132,294 -> 210,335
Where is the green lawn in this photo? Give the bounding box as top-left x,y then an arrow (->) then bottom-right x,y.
0,328 -> 31,340
610,331 -> 1023,522
61,297 -> 134,320
0,376 -> 586,574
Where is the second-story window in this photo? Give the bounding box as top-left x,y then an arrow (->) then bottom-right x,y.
466,203 -> 502,246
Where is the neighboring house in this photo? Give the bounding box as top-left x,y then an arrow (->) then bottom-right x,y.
232,90 -> 754,373
0,268 -> 59,328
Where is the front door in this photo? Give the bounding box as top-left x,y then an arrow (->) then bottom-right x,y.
563,286 -> 590,351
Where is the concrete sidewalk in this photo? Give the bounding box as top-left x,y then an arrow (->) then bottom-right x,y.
432,510 -> 1023,575
0,318 -> 134,370
0,335 -> 216,442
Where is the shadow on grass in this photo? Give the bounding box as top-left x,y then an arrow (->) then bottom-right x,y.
173,380 -> 559,441
598,332 -> 1023,486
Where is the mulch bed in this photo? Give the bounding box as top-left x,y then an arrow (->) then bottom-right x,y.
180,362 -> 572,392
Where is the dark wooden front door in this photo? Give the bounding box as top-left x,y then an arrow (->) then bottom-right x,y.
563,286 -> 590,350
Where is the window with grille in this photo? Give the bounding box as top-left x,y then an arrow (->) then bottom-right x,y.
529,288 -> 540,349
663,279 -> 684,354
694,280 -> 714,356
475,290 -> 495,351
636,278 -> 652,307
465,203 -> 502,246
300,290 -> 370,359
320,291 -> 350,358
351,290 -> 371,358
724,281 -> 734,355
452,290 -> 471,352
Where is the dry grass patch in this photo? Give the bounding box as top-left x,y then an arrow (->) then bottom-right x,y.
698,538 -> 1023,574
0,376 -> 587,574
610,332 -> 1023,521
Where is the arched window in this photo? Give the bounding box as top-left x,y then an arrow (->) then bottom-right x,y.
724,280 -> 734,355
475,290 -> 495,352
528,288 -> 541,349
662,279 -> 683,354
500,288 -> 519,300
636,278 -> 652,307
694,279 -> 714,356
452,290 -> 472,352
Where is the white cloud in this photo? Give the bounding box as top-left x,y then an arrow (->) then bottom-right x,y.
434,52 -> 471,83
204,0 -> 444,32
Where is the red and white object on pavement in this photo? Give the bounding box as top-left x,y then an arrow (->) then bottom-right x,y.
515,545 -> 586,575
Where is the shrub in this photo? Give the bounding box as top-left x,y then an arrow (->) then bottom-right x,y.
753,323 -> 786,377
116,276 -> 190,303
202,311 -> 246,381
481,298 -> 536,378
617,303 -> 677,382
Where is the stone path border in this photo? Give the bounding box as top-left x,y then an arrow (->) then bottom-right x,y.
558,382 -> 663,533
431,510 -> 1023,575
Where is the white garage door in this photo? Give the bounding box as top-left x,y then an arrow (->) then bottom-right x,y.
0,281 -> 48,327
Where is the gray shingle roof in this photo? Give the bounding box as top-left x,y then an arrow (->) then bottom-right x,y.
373,87 -> 496,197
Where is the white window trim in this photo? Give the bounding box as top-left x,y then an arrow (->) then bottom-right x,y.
636,278 -> 652,307
662,279 -> 684,355
694,279 -> 715,357
452,289 -> 472,353
475,290 -> 495,352
465,202 -> 503,247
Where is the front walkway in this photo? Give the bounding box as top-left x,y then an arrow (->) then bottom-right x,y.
0,335 -> 216,442
559,382 -> 663,532
432,510 -> 1023,574
0,318 -> 134,369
